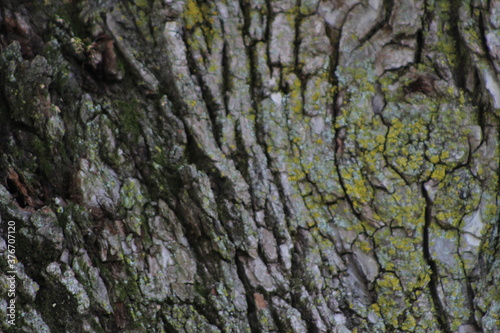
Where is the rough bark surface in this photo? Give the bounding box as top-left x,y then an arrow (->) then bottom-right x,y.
1,0 -> 499,332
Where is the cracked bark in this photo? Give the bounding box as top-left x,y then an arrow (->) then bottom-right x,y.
0,0 -> 499,332
422,182 -> 450,333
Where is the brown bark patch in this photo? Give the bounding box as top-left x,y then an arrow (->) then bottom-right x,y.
254,293 -> 268,309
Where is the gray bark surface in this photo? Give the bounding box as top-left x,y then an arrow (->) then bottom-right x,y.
0,0 -> 499,332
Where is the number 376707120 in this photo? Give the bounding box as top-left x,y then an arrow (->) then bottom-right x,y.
7,221 -> 17,268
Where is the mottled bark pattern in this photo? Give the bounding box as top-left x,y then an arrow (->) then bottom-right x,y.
0,0 -> 499,332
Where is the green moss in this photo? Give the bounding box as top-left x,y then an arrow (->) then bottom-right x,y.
120,178 -> 146,210
113,99 -> 142,140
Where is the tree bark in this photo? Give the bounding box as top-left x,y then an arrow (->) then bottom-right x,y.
1,0 -> 499,332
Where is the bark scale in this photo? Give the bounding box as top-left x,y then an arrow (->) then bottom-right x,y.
0,0 -> 499,332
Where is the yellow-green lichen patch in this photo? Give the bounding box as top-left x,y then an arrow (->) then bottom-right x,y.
183,0 -> 220,51
163,304 -> 222,332
120,178 -> 147,210
372,183 -> 426,229
329,200 -> 363,232
342,168 -> 374,208
302,194 -> 332,230
432,168 -> 481,228
382,105 -> 433,182
372,226 -> 431,311
433,275 -> 472,331
303,74 -> 332,115
375,273 -> 405,327
379,78 -> 474,183
182,0 -> 204,30
373,267 -> 436,331
430,1 -> 460,69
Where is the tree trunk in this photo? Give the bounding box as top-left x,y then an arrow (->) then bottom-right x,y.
1,0 -> 499,332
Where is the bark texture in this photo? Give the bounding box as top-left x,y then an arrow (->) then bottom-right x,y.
1,0 -> 500,332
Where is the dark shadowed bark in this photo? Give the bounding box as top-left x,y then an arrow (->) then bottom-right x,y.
1,0 -> 499,332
